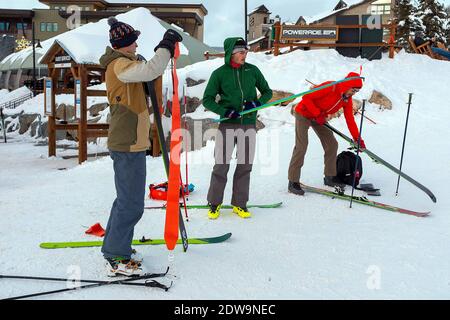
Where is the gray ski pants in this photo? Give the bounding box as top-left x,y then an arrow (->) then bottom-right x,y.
102,151 -> 146,260
207,123 -> 256,208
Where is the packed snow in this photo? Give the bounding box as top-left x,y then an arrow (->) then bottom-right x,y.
1,48 -> 450,300
0,86 -> 32,106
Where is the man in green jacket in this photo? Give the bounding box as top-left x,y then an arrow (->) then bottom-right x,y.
203,37 -> 272,219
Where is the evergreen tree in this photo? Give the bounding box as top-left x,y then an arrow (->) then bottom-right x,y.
416,0 -> 448,45
445,6 -> 450,46
394,0 -> 415,50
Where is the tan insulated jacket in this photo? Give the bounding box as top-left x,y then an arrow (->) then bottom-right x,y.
99,46 -> 171,152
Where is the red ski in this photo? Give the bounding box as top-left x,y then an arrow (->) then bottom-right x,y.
165,43 -> 183,250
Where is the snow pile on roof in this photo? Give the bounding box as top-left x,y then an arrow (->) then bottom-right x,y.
44,7 -> 188,65
248,36 -> 268,45
304,0 -> 367,24
1,8 -> 188,69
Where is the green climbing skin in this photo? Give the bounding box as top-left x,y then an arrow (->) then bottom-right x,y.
40,233 -> 232,249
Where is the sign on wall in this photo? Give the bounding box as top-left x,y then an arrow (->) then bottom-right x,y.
75,79 -> 81,119
280,26 -> 339,41
54,55 -> 72,68
44,77 -> 53,116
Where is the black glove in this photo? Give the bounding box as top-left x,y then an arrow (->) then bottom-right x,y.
224,109 -> 240,119
154,29 -> 183,58
243,100 -> 261,111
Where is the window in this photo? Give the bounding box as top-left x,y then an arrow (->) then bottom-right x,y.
0,22 -> 10,31
16,23 -> 28,30
41,22 -> 58,32
370,4 -> 391,15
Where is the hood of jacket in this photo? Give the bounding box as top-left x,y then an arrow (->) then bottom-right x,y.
223,37 -> 246,66
338,72 -> 364,93
99,46 -> 137,69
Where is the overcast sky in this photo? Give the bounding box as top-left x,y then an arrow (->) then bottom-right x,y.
1,0 -> 449,46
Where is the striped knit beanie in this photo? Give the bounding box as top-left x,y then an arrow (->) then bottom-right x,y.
107,17 -> 141,49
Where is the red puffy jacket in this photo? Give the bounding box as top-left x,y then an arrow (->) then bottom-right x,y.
295,72 -> 363,141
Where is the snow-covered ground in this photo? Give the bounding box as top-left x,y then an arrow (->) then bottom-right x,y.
1,49 -> 450,300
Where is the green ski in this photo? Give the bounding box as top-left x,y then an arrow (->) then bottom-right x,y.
300,184 -> 430,218
144,202 -> 283,210
40,233 -> 232,249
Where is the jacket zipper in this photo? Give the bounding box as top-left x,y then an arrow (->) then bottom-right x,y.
236,68 -> 244,124
127,84 -> 131,105
325,97 -> 343,114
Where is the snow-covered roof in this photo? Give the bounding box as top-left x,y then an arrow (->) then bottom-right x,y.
40,8 -> 187,65
305,0 -> 369,24
248,36 -> 268,46
248,5 -> 271,16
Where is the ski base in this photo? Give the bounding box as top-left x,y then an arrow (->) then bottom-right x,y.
40,233 -> 232,249
300,184 -> 430,218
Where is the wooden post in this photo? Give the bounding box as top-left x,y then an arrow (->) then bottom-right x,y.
152,76 -> 163,157
273,22 -> 281,56
78,66 -> 88,164
48,68 -> 56,157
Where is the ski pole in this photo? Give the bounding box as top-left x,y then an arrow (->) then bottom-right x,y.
0,107 -> 6,143
395,93 -> 413,196
0,273 -> 164,287
180,84 -> 189,221
2,268 -> 171,300
324,122 -> 436,203
350,100 -> 366,209
183,84 -> 189,193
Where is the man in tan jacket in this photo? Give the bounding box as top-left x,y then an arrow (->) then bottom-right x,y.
99,17 -> 182,276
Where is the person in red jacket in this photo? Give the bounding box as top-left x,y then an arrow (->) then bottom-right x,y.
288,72 -> 365,195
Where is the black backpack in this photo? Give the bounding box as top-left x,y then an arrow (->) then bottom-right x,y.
336,151 -> 363,186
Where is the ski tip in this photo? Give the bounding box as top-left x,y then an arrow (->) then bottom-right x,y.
196,232 -> 232,243
418,212 -> 431,218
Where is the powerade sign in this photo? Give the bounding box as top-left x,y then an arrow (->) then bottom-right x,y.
281,26 -> 338,41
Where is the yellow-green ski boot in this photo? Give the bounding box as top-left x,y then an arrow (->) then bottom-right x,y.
232,206 -> 252,219
207,204 -> 222,220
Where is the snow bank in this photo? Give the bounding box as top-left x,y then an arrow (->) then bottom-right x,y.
0,86 -> 32,105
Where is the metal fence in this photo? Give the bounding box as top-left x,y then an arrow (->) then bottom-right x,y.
0,92 -> 33,110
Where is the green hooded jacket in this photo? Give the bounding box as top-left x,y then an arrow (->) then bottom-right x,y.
202,37 -> 272,124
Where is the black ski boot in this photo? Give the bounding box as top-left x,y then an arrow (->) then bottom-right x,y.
324,176 -> 346,189
288,181 -> 305,195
